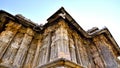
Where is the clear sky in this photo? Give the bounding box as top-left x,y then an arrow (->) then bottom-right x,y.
0,0 -> 120,46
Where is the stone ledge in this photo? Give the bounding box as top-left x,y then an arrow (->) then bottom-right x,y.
36,58 -> 84,68
0,63 -> 12,68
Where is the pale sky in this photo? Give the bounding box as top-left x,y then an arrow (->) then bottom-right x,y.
0,0 -> 120,46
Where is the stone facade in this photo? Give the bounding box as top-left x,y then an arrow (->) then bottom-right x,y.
0,7 -> 120,68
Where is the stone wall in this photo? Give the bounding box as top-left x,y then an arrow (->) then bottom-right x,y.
0,12 -> 119,68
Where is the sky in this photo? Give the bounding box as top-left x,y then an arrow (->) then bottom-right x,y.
0,0 -> 120,46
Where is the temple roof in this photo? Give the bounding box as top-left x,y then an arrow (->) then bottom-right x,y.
0,7 -> 120,55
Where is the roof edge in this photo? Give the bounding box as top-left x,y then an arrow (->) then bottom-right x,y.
0,10 -> 37,28
0,8 -> 119,55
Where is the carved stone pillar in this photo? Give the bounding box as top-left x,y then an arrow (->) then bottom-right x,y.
0,21 -> 21,60
37,33 -> 51,66
23,39 -> 38,68
77,39 -> 89,67
50,26 -> 71,61
90,43 -> 105,68
32,35 -> 42,68
69,37 -> 77,63
13,28 -> 34,68
1,33 -> 24,65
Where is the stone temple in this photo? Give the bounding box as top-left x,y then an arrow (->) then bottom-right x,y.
0,7 -> 120,68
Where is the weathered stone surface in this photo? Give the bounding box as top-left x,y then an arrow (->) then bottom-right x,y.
37,33 -> 51,66
32,39 -> 41,68
23,39 -> 38,68
0,21 -> 21,60
2,33 -> 24,65
69,37 -> 77,63
13,28 -> 33,68
93,35 -> 118,68
0,7 -> 120,68
90,43 -> 105,68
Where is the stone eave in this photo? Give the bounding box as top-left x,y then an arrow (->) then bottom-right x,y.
0,10 -> 15,20
46,7 -> 89,38
36,58 -> 84,68
90,27 -> 120,55
47,7 -> 64,21
0,10 -> 36,28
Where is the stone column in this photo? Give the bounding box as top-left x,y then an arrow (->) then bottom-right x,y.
74,38 -> 82,65
13,28 -> 34,68
23,39 -> 38,68
1,33 -> 24,65
38,33 -> 51,66
50,26 -> 71,61
69,37 -> 77,63
0,21 -> 21,60
77,38 -> 89,67
90,43 -> 105,68
32,34 -> 42,68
